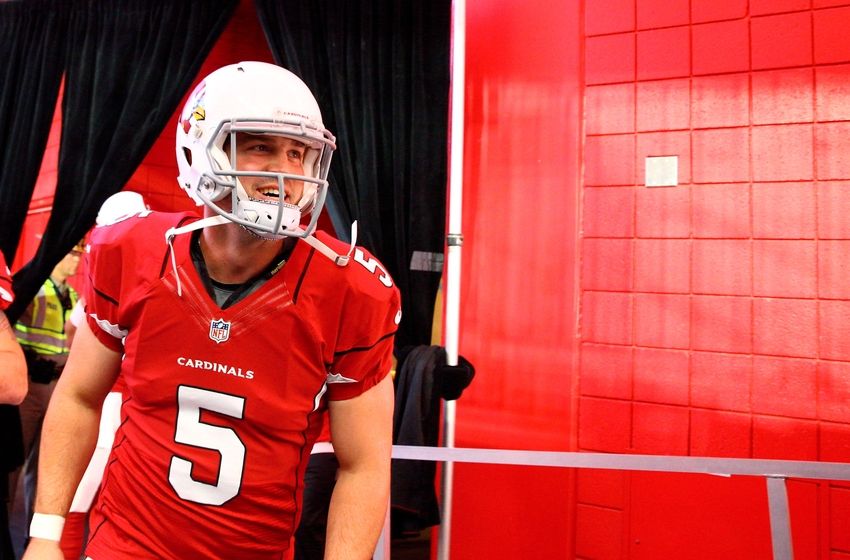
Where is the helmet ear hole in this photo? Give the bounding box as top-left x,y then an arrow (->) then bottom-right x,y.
182,147 -> 192,166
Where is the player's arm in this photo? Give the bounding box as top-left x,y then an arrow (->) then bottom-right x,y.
22,318 -> 121,559
325,373 -> 394,560
0,310 -> 26,404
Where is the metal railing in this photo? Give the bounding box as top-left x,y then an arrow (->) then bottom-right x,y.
374,445 -> 850,560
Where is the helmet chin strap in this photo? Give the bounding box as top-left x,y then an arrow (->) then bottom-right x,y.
164,215 -> 356,297
299,220 -> 357,266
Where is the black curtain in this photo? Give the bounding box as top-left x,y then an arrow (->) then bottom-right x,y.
0,0 -> 68,264
7,0 -> 237,321
255,0 -> 451,348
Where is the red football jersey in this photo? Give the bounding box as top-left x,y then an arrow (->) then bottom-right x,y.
0,252 -> 12,311
83,212 -> 400,560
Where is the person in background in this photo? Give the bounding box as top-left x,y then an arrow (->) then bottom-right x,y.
64,191 -> 149,346
0,252 -> 26,404
23,61 -> 399,560
10,246 -> 81,551
0,250 -> 26,560
294,346 -> 475,559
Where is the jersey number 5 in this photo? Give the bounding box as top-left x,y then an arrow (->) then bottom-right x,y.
168,385 -> 246,506
354,249 -> 393,288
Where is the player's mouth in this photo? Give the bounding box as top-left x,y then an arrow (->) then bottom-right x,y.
254,185 -> 284,202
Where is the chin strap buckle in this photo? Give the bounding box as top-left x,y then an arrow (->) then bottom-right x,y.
302,220 -> 357,267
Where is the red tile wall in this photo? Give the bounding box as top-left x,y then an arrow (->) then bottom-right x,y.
581,1 -> 850,557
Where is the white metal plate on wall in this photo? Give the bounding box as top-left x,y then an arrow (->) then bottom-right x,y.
410,250 -> 444,272
645,155 -> 679,187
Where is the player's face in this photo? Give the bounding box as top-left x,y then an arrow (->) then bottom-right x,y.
230,132 -> 306,206
54,250 -> 81,280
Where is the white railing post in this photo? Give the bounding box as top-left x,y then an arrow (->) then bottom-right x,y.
766,476 -> 794,560
439,0 -> 467,559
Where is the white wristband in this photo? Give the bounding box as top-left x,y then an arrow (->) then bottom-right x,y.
29,513 -> 65,542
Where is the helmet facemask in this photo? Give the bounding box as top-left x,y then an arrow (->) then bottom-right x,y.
196,119 -> 333,240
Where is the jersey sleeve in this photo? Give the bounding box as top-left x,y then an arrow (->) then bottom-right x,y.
0,252 -> 13,310
84,221 -> 135,352
84,212 -> 189,352
326,248 -> 401,401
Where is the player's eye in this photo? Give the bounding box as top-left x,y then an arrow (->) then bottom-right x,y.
247,143 -> 271,153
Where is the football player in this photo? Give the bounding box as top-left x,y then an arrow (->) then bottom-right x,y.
23,62 -> 400,560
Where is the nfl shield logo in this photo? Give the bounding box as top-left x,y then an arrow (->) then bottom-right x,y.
209,319 -> 231,344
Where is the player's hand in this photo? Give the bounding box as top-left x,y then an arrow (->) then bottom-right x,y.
21,538 -> 65,560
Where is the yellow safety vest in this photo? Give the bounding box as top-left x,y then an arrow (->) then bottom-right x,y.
15,278 -> 78,356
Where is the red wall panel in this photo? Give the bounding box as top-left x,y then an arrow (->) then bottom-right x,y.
690,351 -> 752,412
752,182 -> 816,238
449,0 -> 582,556
753,416 -> 819,460
579,397 -> 632,453
753,68 -> 814,124
633,293 -> 690,348
751,12 -> 813,70
583,187 -> 634,238
582,1 -> 850,557
813,6 -> 850,64
637,27 -> 690,81
692,0 -> 749,23
818,361 -> 850,422
586,34 -> 636,85
634,239 -> 690,292
822,424 -> 850,462
752,0 -> 811,15
586,0 -> 634,36
637,0 -> 688,30
575,504 -> 625,559
632,347 -> 689,405
692,127 -> 751,183
816,64 -> 850,121
692,20 -> 750,74
692,73 -> 750,128
580,343 -> 633,401
751,356 -> 818,418
819,181 -> 850,237
585,84 -> 634,135
692,183 -> 750,238
635,187 -> 690,237
636,78 -> 690,131
630,473 -> 773,559
690,408 -> 752,458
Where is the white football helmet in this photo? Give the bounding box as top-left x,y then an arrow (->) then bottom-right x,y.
96,191 -> 148,226
176,61 -> 336,239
